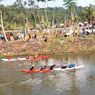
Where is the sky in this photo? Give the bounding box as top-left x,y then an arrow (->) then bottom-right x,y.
0,0 -> 95,8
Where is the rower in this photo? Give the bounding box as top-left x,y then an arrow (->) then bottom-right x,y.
49,64 -> 56,70
30,64 -> 35,71
44,65 -> 47,69
40,65 -> 47,71
69,63 -> 75,68
61,65 -> 68,69
40,67 -> 44,71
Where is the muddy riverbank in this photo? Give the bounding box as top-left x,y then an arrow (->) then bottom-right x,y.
0,33 -> 95,57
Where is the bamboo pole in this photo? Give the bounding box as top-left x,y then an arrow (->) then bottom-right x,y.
0,11 -> 8,42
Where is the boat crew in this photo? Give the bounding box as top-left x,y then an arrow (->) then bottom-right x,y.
43,65 -> 47,69
30,64 -> 35,71
40,67 -> 44,71
61,65 -> 68,69
40,65 -> 47,71
69,63 -> 75,68
49,64 -> 56,70
61,63 -> 75,69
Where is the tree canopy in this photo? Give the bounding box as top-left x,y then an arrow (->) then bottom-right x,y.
0,0 -> 95,30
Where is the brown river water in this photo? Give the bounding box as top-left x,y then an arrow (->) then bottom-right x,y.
0,53 -> 95,95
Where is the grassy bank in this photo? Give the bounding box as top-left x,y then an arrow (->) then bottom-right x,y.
0,33 -> 95,57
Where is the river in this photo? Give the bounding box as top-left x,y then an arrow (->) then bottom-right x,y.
0,53 -> 95,95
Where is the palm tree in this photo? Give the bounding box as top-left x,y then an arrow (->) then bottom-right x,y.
63,0 -> 77,20
37,0 -> 53,28
37,0 -> 48,25
28,0 -> 34,7
28,0 -> 38,28
84,4 -> 95,23
78,4 -> 95,23
15,0 -> 25,20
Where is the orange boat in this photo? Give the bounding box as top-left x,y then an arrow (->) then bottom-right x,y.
20,65 -> 84,74
36,55 -> 49,59
21,69 -> 52,74
30,55 -> 49,62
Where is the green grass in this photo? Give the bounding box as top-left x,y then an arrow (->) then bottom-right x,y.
0,54 -> 4,59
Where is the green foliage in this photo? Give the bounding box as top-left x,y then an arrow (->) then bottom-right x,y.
76,5 -> 95,23
63,0 -> 77,19
0,2 -> 95,30
0,53 -> 3,58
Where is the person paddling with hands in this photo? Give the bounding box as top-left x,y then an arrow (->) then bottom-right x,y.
61,63 -> 75,69
40,65 -> 47,71
61,65 -> 68,69
40,64 -> 56,71
49,64 -> 56,70
69,63 -> 75,68
30,63 -> 35,71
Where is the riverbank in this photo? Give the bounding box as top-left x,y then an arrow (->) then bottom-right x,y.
0,33 -> 95,58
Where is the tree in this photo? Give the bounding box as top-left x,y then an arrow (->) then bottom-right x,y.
0,0 -> 8,41
0,11 -> 8,41
84,4 -> 95,23
28,0 -> 34,6
77,4 -> 95,23
37,0 -> 53,28
63,0 -> 77,20
16,0 -> 23,7
28,0 -> 37,27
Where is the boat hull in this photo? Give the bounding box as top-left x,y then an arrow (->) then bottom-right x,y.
21,69 -> 51,73
1,56 -> 49,62
21,65 -> 84,74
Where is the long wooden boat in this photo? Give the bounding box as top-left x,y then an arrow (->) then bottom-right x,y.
1,55 -> 49,62
21,65 -> 84,74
